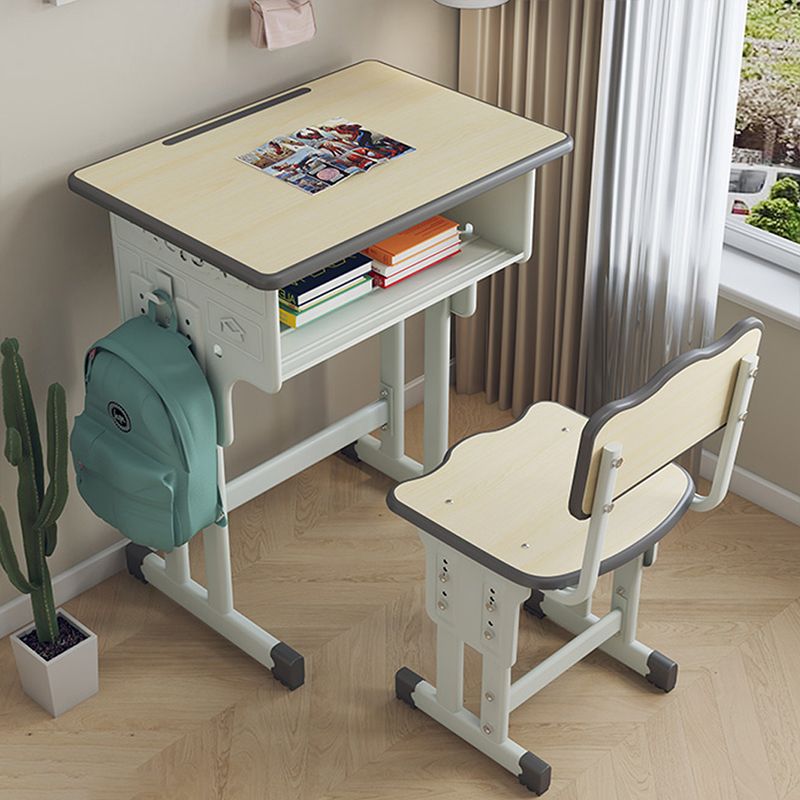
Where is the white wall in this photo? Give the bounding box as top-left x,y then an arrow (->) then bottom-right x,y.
0,0 -> 459,605
707,298 -> 800,497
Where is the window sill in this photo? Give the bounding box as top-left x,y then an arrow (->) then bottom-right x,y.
719,245 -> 800,331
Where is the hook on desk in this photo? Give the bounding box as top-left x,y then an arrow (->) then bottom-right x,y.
143,291 -> 165,306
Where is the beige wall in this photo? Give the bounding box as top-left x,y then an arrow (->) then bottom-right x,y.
0,0 -> 458,605
708,299 -> 800,496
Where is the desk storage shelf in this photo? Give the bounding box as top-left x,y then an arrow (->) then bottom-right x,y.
280,234 -> 521,379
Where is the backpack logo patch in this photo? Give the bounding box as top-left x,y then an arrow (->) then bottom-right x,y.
108,401 -> 131,433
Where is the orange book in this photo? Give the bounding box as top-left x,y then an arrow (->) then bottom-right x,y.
362,216 -> 459,266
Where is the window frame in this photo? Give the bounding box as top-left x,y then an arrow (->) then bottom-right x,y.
724,218 -> 800,276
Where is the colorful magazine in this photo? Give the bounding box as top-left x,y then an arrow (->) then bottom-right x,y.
236,118 -> 414,195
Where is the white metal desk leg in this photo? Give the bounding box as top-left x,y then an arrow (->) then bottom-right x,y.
423,298 -> 451,473
124,446 -> 305,690
204,447 -> 234,614
352,322 -> 424,481
379,322 -> 405,460
164,545 -> 190,584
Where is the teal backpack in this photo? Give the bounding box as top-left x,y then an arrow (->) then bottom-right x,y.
71,290 -> 220,551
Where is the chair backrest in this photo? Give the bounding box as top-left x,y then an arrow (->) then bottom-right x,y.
568,317 -> 763,520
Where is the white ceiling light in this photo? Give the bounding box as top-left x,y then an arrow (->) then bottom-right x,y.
434,0 -> 511,8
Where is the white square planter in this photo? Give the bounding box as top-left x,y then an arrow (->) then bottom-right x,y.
9,608 -> 98,717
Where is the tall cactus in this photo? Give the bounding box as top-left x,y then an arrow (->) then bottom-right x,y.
0,338 -> 68,644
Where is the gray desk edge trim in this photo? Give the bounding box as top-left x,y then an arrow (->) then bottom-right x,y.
67,134 -> 572,291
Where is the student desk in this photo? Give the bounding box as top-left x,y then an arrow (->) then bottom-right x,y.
69,61 -> 571,689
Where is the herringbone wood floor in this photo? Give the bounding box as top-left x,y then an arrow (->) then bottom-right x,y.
1,391 -> 798,800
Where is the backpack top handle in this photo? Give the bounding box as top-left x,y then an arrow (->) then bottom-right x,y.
569,317 -> 764,521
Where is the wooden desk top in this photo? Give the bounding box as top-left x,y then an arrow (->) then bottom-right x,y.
70,61 -> 570,290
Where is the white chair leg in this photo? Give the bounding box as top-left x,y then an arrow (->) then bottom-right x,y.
536,554 -> 678,692
396,536 -> 551,794
480,656 -> 511,742
435,626 -> 464,713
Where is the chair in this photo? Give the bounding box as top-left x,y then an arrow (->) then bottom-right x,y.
387,317 -> 762,794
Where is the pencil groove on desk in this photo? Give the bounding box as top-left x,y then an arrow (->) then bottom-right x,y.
162,88 -> 312,146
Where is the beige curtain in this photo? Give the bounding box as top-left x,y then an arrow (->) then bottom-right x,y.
455,0 -> 603,416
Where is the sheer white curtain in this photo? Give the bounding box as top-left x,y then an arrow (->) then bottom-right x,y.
579,0 -> 748,417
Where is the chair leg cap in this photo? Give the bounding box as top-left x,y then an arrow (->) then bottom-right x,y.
125,543 -> 155,583
646,650 -> 678,692
270,642 -> 305,690
523,590 -> 547,619
395,667 -> 423,709
339,442 -> 361,463
519,751 -> 551,794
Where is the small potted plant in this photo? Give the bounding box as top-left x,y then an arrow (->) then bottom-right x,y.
0,338 -> 98,717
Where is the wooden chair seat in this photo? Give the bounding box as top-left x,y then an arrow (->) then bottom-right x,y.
389,402 -> 694,589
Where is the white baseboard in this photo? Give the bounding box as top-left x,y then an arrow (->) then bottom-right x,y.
0,540 -> 127,639
0,364 -> 456,638
404,358 -> 456,410
701,449 -> 800,526
404,372 -> 426,409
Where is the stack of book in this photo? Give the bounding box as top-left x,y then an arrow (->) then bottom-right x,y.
279,253 -> 373,328
363,216 -> 461,288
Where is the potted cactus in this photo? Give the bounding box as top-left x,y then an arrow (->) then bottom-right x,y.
0,338 -> 98,717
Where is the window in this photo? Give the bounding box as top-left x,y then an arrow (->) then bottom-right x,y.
729,167 -> 768,193
726,0 -> 800,275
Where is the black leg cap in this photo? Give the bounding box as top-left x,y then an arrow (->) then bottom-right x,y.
646,650 -> 678,692
395,666 -> 424,709
523,590 -> 547,619
270,642 -> 305,690
519,751 -> 551,795
339,442 -> 361,463
125,543 -> 155,583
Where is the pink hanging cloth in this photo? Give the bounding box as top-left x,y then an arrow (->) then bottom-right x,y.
250,0 -> 317,50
